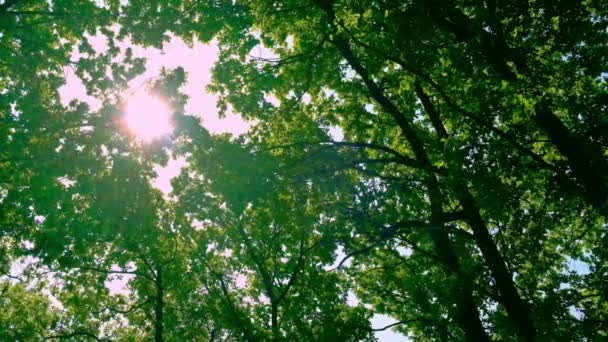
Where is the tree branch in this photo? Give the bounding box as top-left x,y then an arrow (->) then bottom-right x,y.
42,331 -> 102,341
74,266 -> 154,282
372,318 -> 436,332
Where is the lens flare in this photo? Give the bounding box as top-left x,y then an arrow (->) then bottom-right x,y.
124,92 -> 172,141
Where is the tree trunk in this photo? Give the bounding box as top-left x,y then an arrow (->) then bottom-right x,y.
416,81 -> 536,341
428,185 -> 490,342
271,302 -> 279,342
313,2 -> 490,339
336,30 -> 491,342
155,266 -> 164,342
458,189 -> 536,341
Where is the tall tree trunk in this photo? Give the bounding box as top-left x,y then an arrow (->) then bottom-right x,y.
416,81 -> 536,341
155,266 -> 164,342
458,189 -> 536,341
428,177 -> 490,342
314,2 -> 490,340
271,302 -> 279,342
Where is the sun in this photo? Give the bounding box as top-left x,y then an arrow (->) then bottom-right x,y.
124,92 -> 173,141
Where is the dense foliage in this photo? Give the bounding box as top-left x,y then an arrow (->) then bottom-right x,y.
1,0 -> 607,340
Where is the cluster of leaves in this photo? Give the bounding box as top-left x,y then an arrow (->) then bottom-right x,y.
2,0 -> 607,341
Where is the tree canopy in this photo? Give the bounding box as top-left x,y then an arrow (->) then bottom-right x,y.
1,0 -> 607,341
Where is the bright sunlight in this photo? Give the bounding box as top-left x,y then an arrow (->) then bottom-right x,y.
124,91 -> 172,141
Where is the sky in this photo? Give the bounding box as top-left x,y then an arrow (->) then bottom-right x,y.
55,32 -> 409,341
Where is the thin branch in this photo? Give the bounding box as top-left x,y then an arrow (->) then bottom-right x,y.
328,245 -> 372,271
42,331 -> 102,341
372,318 -> 435,332
329,219 -> 435,272
266,140 -> 432,176
236,218 -> 276,300
101,297 -> 153,316
248,36 -> 326,72
133,248 -> 158,281
5,10 -> 83,16
1,273 -> 25,283
74,266 -> 154,282
276,238 -> 313,305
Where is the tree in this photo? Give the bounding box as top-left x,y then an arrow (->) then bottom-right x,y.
172,129 -> 374,341
159,0 -> 606,339
2,0 -> 607,340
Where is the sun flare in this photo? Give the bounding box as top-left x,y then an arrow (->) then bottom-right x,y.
124,92 -> 173,141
